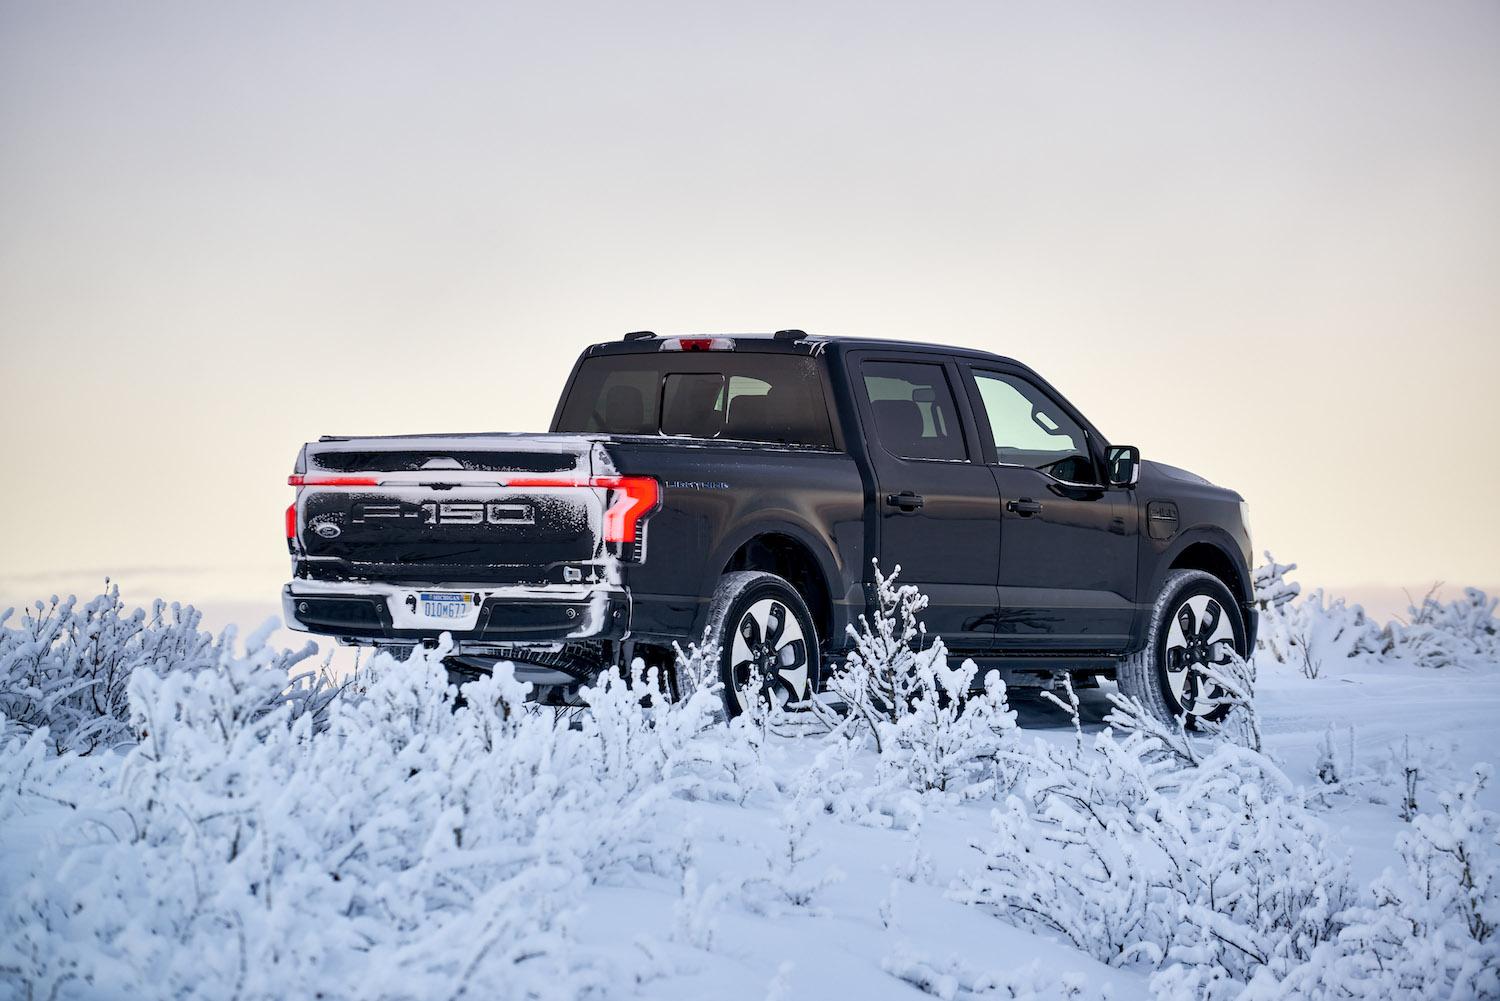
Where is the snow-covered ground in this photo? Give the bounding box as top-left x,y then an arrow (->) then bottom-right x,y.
1,562 -> 1496,1000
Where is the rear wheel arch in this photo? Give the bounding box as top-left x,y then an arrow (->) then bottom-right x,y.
718,531 -> 835,648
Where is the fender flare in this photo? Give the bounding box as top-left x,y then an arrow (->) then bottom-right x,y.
1150,526 -> 1253,606
695,516 -> 847,639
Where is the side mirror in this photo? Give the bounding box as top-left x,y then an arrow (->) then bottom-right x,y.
1108,445 -> 1140,486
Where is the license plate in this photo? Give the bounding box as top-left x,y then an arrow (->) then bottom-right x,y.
419,592 -> 472,619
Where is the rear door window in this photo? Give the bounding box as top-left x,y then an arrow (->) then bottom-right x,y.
859,360 -> 968,461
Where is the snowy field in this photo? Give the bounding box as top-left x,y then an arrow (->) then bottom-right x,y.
1,558 -> 1496,1000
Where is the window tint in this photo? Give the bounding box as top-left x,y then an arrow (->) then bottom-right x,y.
972,371 -> 1095,482
555,353 -> 835,447
661,373 -> 726,437
582,367 -> 658,435
860,361 -> 967,461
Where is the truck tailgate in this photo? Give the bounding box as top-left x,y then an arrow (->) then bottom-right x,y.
290,433 -> 656,584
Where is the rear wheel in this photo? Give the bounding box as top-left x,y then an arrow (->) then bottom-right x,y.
1118,569 -> 1247,725
702,571 -> 820,719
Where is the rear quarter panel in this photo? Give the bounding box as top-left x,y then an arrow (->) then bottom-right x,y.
604,439 -> 866,644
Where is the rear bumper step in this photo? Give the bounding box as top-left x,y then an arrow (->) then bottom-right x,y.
282,581 -> 630,643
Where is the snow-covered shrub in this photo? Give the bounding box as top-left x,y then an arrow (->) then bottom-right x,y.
1373,734 -> 1456,824
0,585 -> 324,754
738,802 -> 844,915
878,653 -> 1022,798
818,561 -> 931,748
954,697 -> 1354,991
671,862 -> 728,952
1254,555 -> 1498,675
882,946 -> 1099,1000
1383,586 -> 1500,670
816,562 -> 1024,799
671,630 -> 720,701
1252,552 -> 1301,615
1314,724 -> 1343,787
795,733 -> 923,830
1280,590 -> 1383,677
1253,555 -> 1383,674
1198,651 -> 1262,752
0,635 -> 762,999
1252,766 -> 1500,1001
579,658 -> 765,807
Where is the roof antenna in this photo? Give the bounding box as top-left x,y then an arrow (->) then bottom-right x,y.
623,330 -> 656,341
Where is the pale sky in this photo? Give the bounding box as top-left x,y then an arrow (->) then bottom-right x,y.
2,0 -> 1497,604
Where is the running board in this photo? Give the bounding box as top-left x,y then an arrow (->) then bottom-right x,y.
956,654 -> 1120,690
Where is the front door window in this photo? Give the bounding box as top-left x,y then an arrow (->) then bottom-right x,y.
972,371 -> 1095,483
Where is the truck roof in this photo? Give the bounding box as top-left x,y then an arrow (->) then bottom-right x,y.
581,331 -> 1027,369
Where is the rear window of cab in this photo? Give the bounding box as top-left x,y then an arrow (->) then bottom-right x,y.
555,353 -> 835,448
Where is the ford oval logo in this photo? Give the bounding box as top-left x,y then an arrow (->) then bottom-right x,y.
313,522 -> 342,539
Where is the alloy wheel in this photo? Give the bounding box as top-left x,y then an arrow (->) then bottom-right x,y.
1162,593 -> 1238,717
727,597 -> 810,713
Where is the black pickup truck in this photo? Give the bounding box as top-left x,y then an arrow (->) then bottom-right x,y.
284,331 -> 1257,723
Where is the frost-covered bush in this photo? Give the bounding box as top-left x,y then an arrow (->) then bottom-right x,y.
0,638 -> 760,999
818,561 -> 933,746
881,946 -> 1099,1000
1252,553 -> 1301,616
794,733 -> 924,831
1254,555 -> 1498,674
878,652 -> 1021,799
954,694 -> 1354,991
737,802 -> 844,915
816,562 -> 1023,799
1267,588 -> 1384,677
1253,553 -> 1382,675
1384,587 -> 1500,670
1246,767 -> 1500,1001
1197,651 -> 1262,752
0,585 -> 324,753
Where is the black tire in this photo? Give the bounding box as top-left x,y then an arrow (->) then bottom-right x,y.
1118,569 -> 1248,725
702,571 -> 820,719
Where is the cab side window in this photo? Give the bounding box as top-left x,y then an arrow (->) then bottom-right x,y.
972,371 -> 1095,482
861,361 -> 968,461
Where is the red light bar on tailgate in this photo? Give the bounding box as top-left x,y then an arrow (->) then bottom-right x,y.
287,474 -> 380,487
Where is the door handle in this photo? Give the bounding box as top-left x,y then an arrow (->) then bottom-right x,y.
1007,498 -> 1043,516
886,491 -> 925,512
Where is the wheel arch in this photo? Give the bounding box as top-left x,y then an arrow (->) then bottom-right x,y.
702,522 -> 841,649
1160,531 -> 1253,607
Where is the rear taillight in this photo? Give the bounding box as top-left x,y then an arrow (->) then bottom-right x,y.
502,475 -> 660,544
285,503 -> 297,541
597,476 -> 660,544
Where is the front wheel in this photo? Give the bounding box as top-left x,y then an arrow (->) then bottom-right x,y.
1118,569 -> 1247,725
701,571 -> 820,719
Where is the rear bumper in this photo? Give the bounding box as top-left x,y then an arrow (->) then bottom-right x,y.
282,579 -> 630,644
